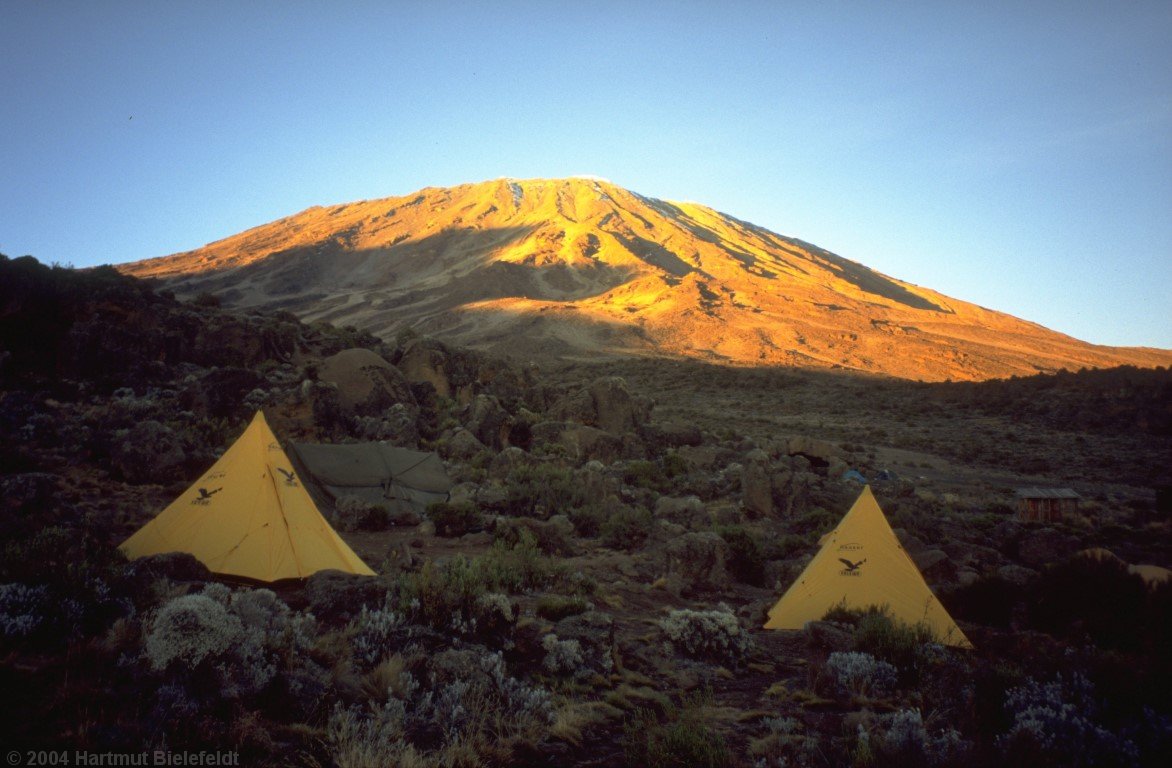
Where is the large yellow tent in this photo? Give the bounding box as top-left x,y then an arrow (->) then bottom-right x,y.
120,411 -> 375,581
764,486 -> 972,648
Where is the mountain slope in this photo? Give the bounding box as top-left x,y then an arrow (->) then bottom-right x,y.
120,178 -> 1172,381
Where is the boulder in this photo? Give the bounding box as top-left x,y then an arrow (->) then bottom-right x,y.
770,470 -> 815,518
464,394 -> 511,450
912,549 -> 955,582
396,338 -> 455,400
591,376 -> 647,433
742,460 -> 772,517
786,436 -> 843,467
663,532 -> 731,595
318,348 -> 415,416
443,428 -> 487,460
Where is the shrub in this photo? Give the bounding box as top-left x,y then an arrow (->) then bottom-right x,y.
536,594 -> 591,621
998,672 -> 1139,768
568,501 -> 608,537
852,607 -> 942,676
335,495 -> 393,532
621,460 -> 666,491
825,651 -> 898,698
623,689 -> 733,768
144,592 -> 275,699
0,582 -> 48,638
504,463 -> 586,516
349,602 -> 408,670
856,708 -> 970,768
426,500 -> 482,537
715,525 -> 765,586
601,505 -> 653,550
542,634 -> 586,677
660,605 -> 753,663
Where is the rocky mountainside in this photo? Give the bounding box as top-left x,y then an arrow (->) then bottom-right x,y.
120,177 -> 1171,380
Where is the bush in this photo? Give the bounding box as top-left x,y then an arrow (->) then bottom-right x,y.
857,708 -> 971,768
621,460 -> 666,491
504,463 -> 586,516
825,651 -> 898,698
660,605 -> 753,663
568,502 -> 608,537
601,505 -> 653,549
715,525 -> 765,586
426,500 -> 482,537
535,595 -> 591,621
623,689 -> 732,768
997,672 -> 1139,768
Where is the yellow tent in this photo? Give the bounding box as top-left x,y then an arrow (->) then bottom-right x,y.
764,486 -> 972,648
120,411 -> 375,581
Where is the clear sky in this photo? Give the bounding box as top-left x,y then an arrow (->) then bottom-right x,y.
2,1 -> 1169,348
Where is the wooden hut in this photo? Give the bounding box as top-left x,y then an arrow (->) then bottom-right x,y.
1015,488 -> 1080,523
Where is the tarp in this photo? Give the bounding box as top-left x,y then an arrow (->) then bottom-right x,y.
287,441 -> 451,515
120,412 -> 375,581
764,486 -> 972,648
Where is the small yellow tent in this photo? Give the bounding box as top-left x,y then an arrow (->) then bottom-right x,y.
764,486 -> 972,648
120,411 -> 375,581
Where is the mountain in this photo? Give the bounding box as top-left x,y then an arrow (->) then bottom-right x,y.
119,177 -> 1172,381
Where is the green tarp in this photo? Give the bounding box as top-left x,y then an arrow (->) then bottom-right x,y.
288,442 -> 451,514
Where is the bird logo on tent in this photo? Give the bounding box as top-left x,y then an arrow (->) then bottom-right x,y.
276,467 -> 298,487
192,487 -> 222,506
838,557 -> 866,576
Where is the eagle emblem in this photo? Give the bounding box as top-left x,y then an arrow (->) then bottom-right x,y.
838,558 -> 866,573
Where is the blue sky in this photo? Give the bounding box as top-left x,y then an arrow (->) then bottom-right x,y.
2,1 -> 1169,347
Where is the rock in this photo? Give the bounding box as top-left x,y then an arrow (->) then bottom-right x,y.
111,420 -> 186,483
1018,528 -> 1080,568
550,388 -> 597,425
318,348 -> 416,417
770,470 -> 815,518
305,570 -> 386,624
957,568 -> 980,586
589,376 -> 649,434
443,428 -> 487,460
997,564 -> 1039,586
786,436 -> 844,467
654,495 -> 708,529
804,621 -> 855,652
396,338 -> 455,400
742,460 -> 772,517
912,549 -> 955,582
663,532 -> 731,595
827,457 -> 849,481
650,519 -> 687,545
464,394 -> 511,450
893,528 -> 927,554
448,482 -> 478,506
